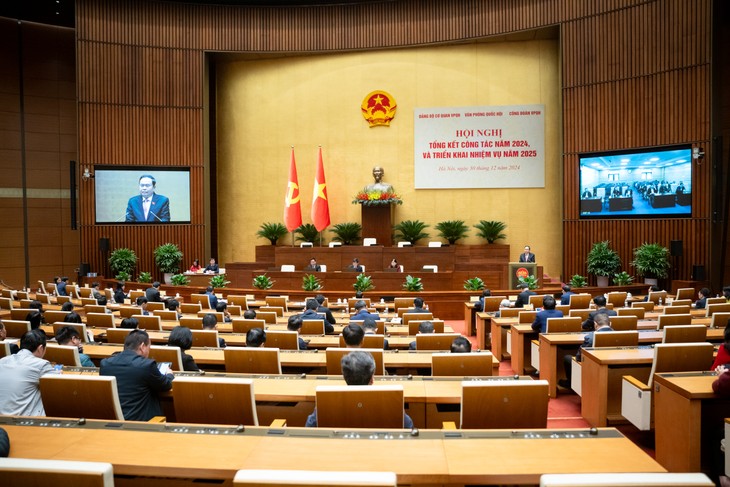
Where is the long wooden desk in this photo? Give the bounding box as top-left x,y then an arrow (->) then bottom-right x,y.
509,324 -> 538,375
580,347 -> 655,427
82,344 -> 500,375
0,417 -> 665,485
538,329 -> 723,398
653,371 -> 729,473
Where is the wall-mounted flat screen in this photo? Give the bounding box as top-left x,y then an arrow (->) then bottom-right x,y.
94,166 -> 191,224
579,145 -> 692,219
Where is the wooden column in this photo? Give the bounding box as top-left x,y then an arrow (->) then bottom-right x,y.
360,204 -> 394,247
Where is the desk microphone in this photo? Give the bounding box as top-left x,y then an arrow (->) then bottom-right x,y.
148,210 -> 164,222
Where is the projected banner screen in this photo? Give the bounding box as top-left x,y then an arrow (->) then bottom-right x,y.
94,166 -> 191,224
414,105 -> 545,189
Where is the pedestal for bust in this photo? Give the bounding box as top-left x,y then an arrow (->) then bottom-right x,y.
361,204 -> 394,247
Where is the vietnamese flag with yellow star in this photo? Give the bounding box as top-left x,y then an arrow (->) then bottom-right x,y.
311,147 -> 330,231
284,147 -> 303,232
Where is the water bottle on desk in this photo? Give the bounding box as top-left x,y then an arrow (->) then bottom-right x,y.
658,297 -> 663,306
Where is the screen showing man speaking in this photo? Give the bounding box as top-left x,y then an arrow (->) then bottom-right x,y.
94,167 -> 191,224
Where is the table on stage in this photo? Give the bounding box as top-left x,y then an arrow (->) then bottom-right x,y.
653,371 -> 729,473
580,347 -> 655,427
0,416 -> 666,485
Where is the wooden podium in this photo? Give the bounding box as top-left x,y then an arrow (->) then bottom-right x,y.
360,204 -> 394,247
508,262 -> 537,288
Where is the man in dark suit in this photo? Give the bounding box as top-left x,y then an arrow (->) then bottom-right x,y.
560,284 -> 574,306
406,297 -> 427,314
315,294 -> 336,331
561,313 -> 613,388
145,281 -> 162,303
474,289 -> 491,312
56,277 -> 69,296
514,283 -> 536,308
304,258 -> 321,272
99,329 -> 174,421
301,298 -> 334,334
346,258 -> 363,272
204,258 -> 219,274
531,295 -> 563,333
351,300 -> 379,321
287,314 -> 309,350
125,174 -> 170,222
518,245 -> 536,263
582,295 -> 617,330
204,286 -> 218,309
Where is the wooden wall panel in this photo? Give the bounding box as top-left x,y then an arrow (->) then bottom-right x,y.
73,0 -> 720,286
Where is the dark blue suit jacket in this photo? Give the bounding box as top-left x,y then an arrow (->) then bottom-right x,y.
99,350 -> 173,421
125,193 -> 170,222
351,309 -> 380,321
531,309 -> 564,333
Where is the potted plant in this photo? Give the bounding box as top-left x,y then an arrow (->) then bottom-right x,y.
518,274 -> 538,290
353,274 -> 375,293
402,275 -> 424,292
209,274 -> 230,289
109,248 -> 137,281
393,220 -> 430,245
474,220 -> 507,243
295,223 -> 321,245
256,222 -> 288,245
252,274 -> 274,290
302,274 -> 323,292
170,273 -> 190,286
463,277 -> 485,291
630,242 -> 670,284
435,219 -> 469,244
153,243 -> 183,284
137,271 -> 152,283
569,274 -> 588,288
329,222 -> 362,245
612,271 -> 633,286
586,240 -> 621,287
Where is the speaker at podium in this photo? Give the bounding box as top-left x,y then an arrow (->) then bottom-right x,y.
508,262 -> 537,289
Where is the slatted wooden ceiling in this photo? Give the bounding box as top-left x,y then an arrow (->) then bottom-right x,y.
74,0 -> 715,283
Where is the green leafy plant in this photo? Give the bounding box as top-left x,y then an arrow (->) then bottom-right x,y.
631,242 -> 670,279
252,274 -> 274,290
474,220 -> 507,243
295,223 -> 321,245
612,271 -> 634,286
137,271 -> 152,283
435,220 -> 469,244
586,241 -> 621,277
518,274 -> 539,290
569,274 -> 588,288
302,274 -> 323,292
170,273 -> 190,286
463,277 -> 485,291
393,220 -> 430,245
402,275 -> 424,292
153,243 -> 183,274
329,222 -> 362,245
115,271 -> 131,282
257,222 -> 288,245
109,248 -> 137,280
209,274 -> 230,289
353,274 -> 375,293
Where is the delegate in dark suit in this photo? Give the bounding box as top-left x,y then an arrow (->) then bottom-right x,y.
125,194 -> 170,222
300,309 -> 334,334
531,309 -> 564,333
515,289 -> 536,308
145,286 -> 162,303
99,350 -> 173,421
352,309 -> 380,321
519,252 -> 536,263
